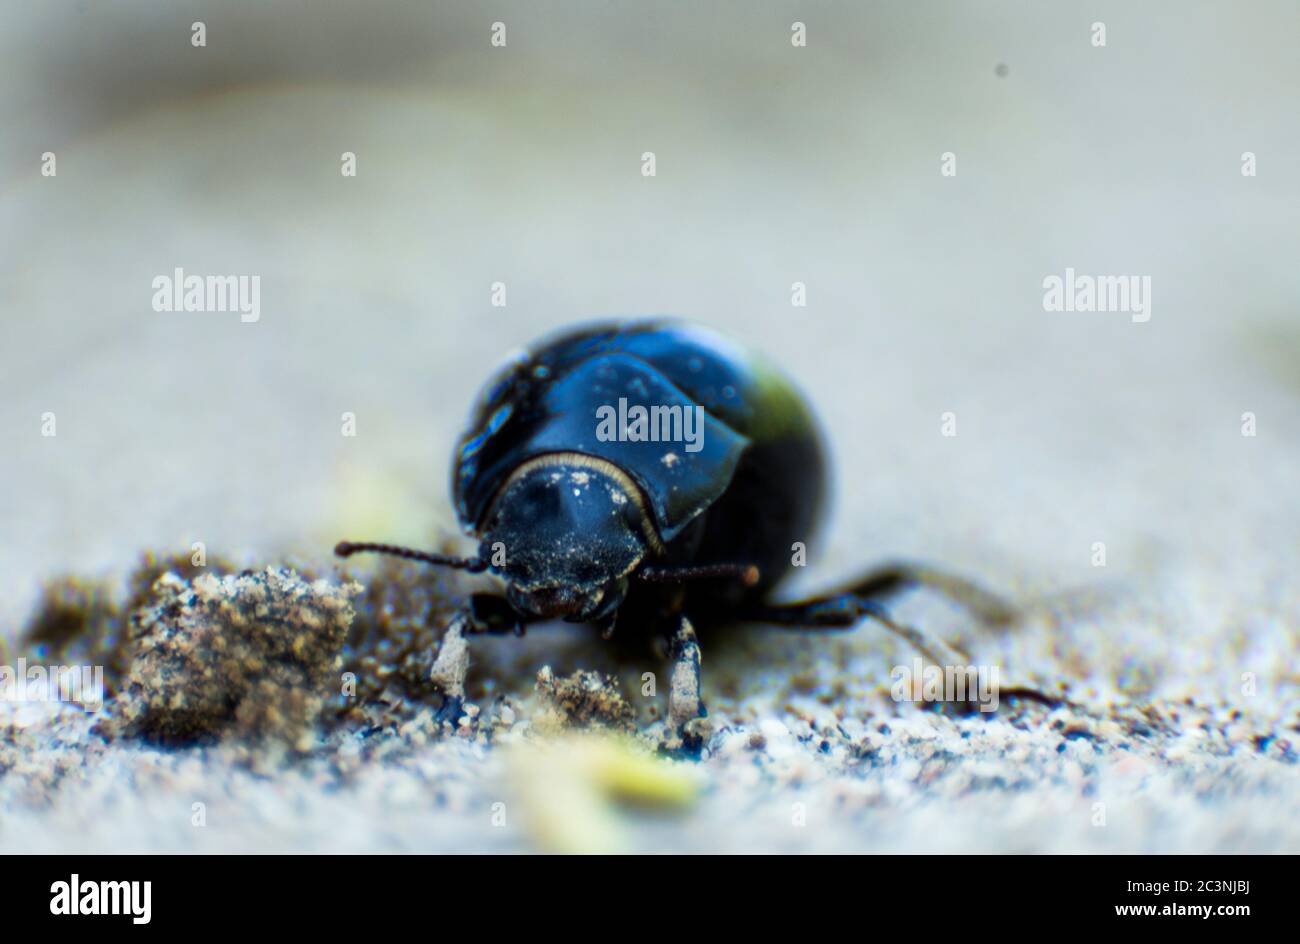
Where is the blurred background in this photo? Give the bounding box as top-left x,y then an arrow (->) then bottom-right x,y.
1,1 -> 1298,851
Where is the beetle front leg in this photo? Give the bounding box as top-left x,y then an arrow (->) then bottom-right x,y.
429,613 -> 472,726
431,593 -> 531,727
668,616 -> 702,729
663,616 -> 711,754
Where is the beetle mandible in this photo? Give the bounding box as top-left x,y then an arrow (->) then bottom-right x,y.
336,320 -> 1013,745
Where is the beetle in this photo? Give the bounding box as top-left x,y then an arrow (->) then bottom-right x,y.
336,319 -> 1013,745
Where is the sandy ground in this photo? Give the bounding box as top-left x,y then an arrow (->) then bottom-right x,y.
2,1 -> 1299,853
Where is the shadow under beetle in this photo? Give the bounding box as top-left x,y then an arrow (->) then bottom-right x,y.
336,320 -> 1015,746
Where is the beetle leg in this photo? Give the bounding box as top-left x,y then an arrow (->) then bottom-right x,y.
737,596 -> 968,666
735,561 -> 1017,665
838,563 -> 1017,627
668,617 -> 702,727
430,613 -> 472,726
663,616 -> 711,753
738,594 -> 1071,714
431,595 -> 533,727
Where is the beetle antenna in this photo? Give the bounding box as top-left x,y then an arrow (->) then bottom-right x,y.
637,563 -> 760,587
334,541 -> 488,573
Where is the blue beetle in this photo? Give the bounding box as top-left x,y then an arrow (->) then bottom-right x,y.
337,320 -> 1012,742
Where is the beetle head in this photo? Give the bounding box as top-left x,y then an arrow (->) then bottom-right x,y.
480,456 -> 654,622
